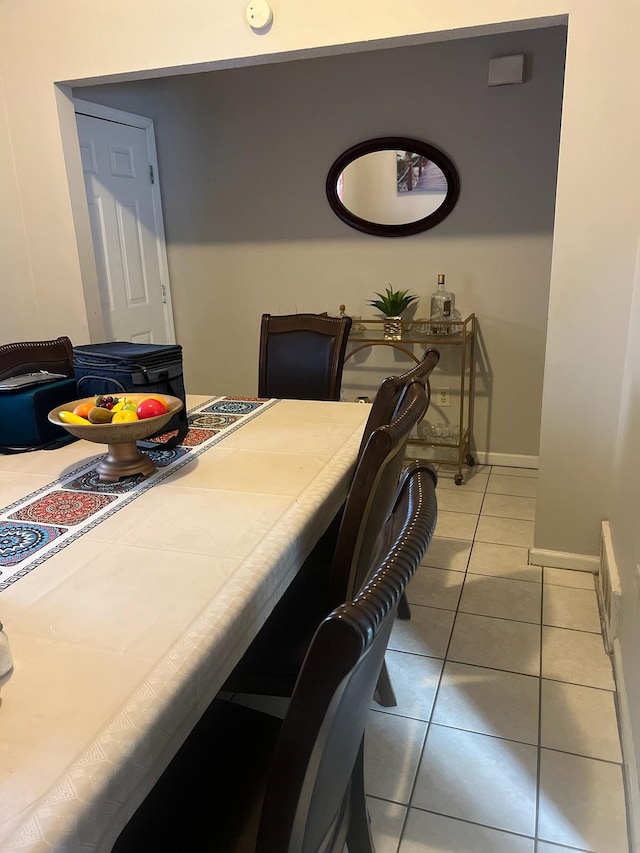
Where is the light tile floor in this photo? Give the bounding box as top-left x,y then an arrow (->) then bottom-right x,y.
365,464 -> 630,853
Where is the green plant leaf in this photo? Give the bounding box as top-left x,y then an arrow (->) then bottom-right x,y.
368,284 -> 419,316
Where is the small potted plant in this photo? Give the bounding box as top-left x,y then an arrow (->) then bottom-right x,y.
368,284 -> 419,339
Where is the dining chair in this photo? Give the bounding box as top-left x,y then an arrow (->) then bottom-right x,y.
356,346 -> 440,460
112,461 -> 438,853
346,346 -> 439,622
258,312 -> 352,401
0,335 -> 75,381
223,378 -> 431,707
288,347 -> 439,592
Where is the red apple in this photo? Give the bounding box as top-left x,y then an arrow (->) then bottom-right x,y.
136,397 -> 169,419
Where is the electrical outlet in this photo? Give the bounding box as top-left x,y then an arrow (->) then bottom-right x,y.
436,388 -> 450,407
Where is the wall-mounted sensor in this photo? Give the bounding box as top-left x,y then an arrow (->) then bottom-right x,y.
488,55 -> 525,86
246,0 -> 273,31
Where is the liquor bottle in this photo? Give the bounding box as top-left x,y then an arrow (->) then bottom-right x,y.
429,274 -> 455,334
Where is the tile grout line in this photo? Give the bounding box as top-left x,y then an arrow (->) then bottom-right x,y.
394,466 -> 490,850
402,805 -> 541,847
392,467 -> 485,849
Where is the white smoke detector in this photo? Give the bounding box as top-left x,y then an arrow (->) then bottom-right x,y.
246,1 -> 273,31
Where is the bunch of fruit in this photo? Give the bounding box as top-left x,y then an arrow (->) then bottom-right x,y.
95,395 -> 119,410
57,395 -> 169,425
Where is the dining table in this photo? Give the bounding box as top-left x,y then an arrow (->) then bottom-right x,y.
0,393 -> 370,852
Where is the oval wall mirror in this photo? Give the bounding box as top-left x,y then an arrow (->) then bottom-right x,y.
326,137 -> 460,237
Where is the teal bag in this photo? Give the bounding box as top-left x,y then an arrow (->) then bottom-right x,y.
0,376 -> 78,452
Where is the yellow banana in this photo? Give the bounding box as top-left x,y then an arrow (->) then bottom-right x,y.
58,411 -> 91,425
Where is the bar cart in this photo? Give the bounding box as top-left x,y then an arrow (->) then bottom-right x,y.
344,313 -> 477,484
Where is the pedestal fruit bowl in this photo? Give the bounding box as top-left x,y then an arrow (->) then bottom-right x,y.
48,394 -> 184,482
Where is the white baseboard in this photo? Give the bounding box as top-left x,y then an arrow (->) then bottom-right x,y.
472,451 -> 539,469
528,547 -> 599,572
612,637 -> 640,853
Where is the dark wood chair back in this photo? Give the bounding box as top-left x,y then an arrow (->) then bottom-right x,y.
258,313 -> 352,401
0,336 -> 74,381
356,347 -> 440,460
256,460 -> 438,852
329,377 -> 428,605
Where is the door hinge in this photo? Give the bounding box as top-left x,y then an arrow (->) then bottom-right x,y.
149,164 -> 155,184
161,284 -> 167,304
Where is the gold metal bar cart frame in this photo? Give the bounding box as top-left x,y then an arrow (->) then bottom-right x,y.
345,313 -> 476,485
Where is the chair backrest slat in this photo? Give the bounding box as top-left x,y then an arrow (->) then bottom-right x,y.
259,313 -> 352,401
256,461 -> 438,853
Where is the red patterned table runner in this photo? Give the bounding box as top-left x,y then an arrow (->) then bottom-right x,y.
0,396 -> 276,590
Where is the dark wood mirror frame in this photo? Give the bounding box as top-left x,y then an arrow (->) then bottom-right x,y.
326,136 -> 460,238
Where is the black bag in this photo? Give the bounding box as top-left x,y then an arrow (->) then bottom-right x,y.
0,337 -> 78,453
73,342 -> 188,448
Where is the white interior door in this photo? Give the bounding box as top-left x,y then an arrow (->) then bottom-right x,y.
75,107 -> 174,344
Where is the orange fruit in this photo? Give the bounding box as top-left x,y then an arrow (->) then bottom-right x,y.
112,410 -> 139,423
73,402 -> 94,419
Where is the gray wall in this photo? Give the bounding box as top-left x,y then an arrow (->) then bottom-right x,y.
76,26 -> 566,462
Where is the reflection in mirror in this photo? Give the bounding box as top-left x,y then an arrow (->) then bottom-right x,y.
327,137 -> 459,238
340,150 -> 447,225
